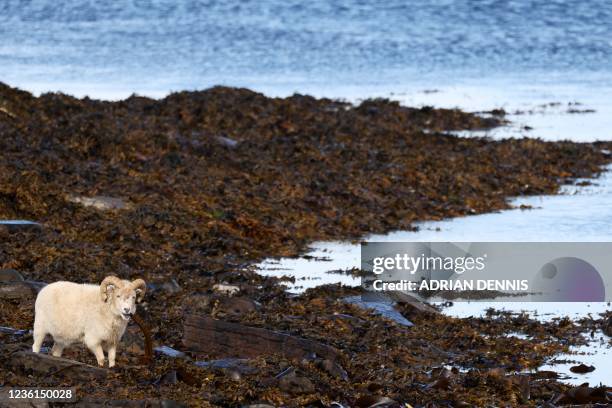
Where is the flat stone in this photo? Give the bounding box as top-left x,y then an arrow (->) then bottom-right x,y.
67,195 -> 132,210
0,281 -> 37,299
216,296 -> 258,318
0,269 -> 24,282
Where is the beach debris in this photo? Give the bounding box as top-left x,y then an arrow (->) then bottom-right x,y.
67,195 -> 132,211
0,326 -> 29,336
154,345 -> 186,359
0,220 -> 42,234
215,135 -> 239,148
212,283 -> 241,296
354,395 -> 398,407
0,104 -> 16,118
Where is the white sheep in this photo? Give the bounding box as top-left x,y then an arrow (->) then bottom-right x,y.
32,276 -> 146,367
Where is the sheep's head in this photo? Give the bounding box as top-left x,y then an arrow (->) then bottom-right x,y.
100,276 -> 147,321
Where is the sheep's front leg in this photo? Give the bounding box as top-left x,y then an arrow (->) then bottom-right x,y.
51,342 -> 64,357
85,338 -> 105,367
107,344 -> 117,368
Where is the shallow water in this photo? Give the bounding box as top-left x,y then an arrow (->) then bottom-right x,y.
257,167 -> 612,385
258,166 -> 612,289
2,0 -> 612,144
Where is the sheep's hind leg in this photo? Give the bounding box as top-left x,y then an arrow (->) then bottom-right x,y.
31,324 -> 45,353
85,337 -> 105,367
51,342 -> 65,357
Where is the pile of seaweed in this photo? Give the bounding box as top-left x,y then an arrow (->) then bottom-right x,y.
1,81 -> 610,407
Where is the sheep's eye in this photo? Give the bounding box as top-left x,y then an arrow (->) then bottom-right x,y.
116,295 -> 120,298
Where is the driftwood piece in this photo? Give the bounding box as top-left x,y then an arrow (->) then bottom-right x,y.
6,350 -> 107,381
132,313 -> 153,365
183,315 -> 340,362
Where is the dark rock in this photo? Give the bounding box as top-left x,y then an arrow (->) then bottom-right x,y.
570,363 -> 596,374
277,368 -> 315,395
0,281 -> 39,299
317,358 -> 349,381
156,370 -> 178,385
0,269 -> 24,282
216,296 -> 258,318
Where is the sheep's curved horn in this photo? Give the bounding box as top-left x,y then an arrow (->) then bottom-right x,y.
131,278 -> 146,303
100,276 -> 123,302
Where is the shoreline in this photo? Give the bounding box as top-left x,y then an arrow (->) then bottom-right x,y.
1,81 -> 611,405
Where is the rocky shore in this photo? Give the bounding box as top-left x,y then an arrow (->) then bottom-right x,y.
1,82 -> 611,406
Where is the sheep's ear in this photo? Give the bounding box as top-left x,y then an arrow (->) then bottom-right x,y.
132,279 -> 146,303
